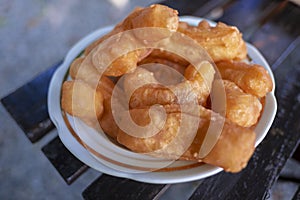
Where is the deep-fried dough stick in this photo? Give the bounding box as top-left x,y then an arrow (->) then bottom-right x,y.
183,64 -> 214,105
69,56 -> 114,93
178,20 -> 247,62
68,60 -> 121,139
61,80 -> 104,127
79,4 -> 179,77
221,80 -> 262,127
117,104 -> 255,173
182,110 -> 255,173
96,77 -> 122,139
147,49 -> 189,66
139,49 -> 189,74
167,104 -> 256,172
117,108 -> 182,152
98,94 -> 120,139
84,5 -> 178,55
124,63 -> 214,108
138,56 -> 187,81
123,68 -> 175,108
216,60 -> 273,97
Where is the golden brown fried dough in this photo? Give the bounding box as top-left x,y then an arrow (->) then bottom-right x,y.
104,50 -> 151,77
117,107 -> 181,153
65,69 -> 120,139
165,103 -> 255,173
162,103 -> 255,173
124,63 -> 215,108
216,60 -> 273,97
221,80 -> 262,127
98,95 -> 120,139
138,56 -> 187,83
61,80 -> 104,127
69,57 -> 84,80
82,4 -> 179,77
145,49 -> 189,67
96,78 -> 121,139
117,104 -> 255,173
69,57 -> 115,95
137,48 -> 189,85
61,4 -> 271,173
130,85 -> 177,108
70,57 -> 100,86
183,64 -> 215,105
123,68 -> 176,108
131,4 -> 178,31
84,5 -> 178,55
178,20 -> 247,62
181,112 -> 256,173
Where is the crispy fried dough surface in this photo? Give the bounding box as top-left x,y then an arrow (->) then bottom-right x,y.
178,20 -> 247,62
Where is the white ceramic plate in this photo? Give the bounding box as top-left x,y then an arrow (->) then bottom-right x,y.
48,16 -> 277,184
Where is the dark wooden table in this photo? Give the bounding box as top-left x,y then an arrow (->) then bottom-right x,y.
1,0 -> 300,199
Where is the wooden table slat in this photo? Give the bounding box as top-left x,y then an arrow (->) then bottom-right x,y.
82,174 -> 166,200
1,62 -> 61,142
249,2 -> 300,65
42,136 -> 89,184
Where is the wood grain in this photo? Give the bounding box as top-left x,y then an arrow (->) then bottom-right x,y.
1,62 -> 61,142
82,175 -> 167,200
42,136 -> 89,184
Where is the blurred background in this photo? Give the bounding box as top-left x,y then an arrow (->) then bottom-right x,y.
0,0 -> 299,199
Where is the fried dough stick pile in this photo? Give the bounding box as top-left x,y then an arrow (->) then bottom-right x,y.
61,4 -> 274,173
62,4 -> 180,138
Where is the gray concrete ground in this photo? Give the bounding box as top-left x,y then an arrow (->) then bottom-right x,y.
0,0 -> 299,199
